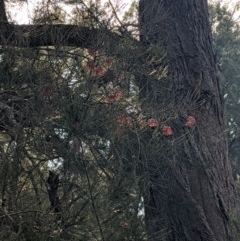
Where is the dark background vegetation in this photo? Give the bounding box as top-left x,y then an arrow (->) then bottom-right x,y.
0,0 -> 240,240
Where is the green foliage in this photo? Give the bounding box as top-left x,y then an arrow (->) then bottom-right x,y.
0,1 -> 160,240
209,2 -> 240,176
210,3 -> 240,125
3,0 -> 237,240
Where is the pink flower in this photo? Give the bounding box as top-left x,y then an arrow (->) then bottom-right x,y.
184,116 -> 196,128
104,91 -> 122,103
162,126 -> 173,136
104,96 -> 112,104
117,116 -> 133,127
146,118 -> 159,128
95,66 -> 107,77
120,221 -> 129,229
114,91 -> 122,101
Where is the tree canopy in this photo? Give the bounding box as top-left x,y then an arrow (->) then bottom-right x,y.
0,0 -> 238,240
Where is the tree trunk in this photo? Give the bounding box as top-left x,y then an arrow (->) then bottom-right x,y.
139,0 -> 236,240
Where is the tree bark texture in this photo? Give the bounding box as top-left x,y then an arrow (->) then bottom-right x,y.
139,0 -> 236,241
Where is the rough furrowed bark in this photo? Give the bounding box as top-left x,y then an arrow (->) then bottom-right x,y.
139,0 -> 236,240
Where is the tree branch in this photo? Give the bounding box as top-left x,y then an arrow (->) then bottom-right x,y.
0,22 -> 123,50
0,19 -> 155,107
0,21 -> 150,93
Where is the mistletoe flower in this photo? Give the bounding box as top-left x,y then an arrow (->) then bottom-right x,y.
162,125 -> 173,136
95,66 -> 107,77
113,91 -> 122,101
146,118 -> 159,128
117,116 -> 133,127
184,115 -> 196,128
120,221 -> 129,229
104,90 -> 122,103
